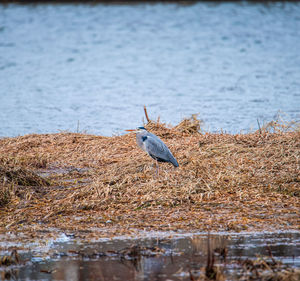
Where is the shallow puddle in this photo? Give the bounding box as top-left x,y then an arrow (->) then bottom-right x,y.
1,231 -> 299,280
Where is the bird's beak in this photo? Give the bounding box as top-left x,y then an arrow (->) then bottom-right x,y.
125,129 -> 136,132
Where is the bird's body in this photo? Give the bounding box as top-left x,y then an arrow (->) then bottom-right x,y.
128,127 -> 179,168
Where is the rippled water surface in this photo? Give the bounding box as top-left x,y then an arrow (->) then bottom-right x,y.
0,2 -> 300,136
1,231 -> 299,281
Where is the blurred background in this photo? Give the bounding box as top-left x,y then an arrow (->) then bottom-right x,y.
0,1 -> 299,136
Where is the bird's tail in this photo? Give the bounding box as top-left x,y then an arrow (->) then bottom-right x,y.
170,157 -> 179,168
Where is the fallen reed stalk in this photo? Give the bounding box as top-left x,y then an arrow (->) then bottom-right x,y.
0,116 -> 299,240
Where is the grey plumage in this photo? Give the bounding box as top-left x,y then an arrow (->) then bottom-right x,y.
134,127 -> 179,167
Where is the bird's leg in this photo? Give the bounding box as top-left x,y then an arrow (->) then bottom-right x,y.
156,160 -> 159,177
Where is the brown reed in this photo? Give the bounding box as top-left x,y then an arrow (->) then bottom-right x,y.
0,116 -> 299,239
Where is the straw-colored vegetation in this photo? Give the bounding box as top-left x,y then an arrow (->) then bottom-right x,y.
0,116 -> 299,240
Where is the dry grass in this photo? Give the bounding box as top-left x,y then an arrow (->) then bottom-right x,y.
0,116 -> 299,239
239,257 -> 300,281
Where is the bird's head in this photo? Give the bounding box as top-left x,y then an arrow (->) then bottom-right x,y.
125,126 -> 147,133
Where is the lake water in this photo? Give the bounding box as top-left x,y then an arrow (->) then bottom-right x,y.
0,2 -> 300,137
1,231 -> 299,281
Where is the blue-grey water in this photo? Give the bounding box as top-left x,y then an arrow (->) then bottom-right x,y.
0,2 -> 300,137
0,231 -> 299,281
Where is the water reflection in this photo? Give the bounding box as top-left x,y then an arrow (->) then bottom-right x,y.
3,231 -> 297,281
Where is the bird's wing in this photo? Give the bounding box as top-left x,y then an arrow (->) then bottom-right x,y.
144,134 -> 173,162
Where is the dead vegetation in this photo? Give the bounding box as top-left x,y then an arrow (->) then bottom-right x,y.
0,114 -> 299,239
174,114 -> 202,135
0,250 -> 19,267
189,234 -> 300,281
204,232 -> 224,280
0,166 -> 50,187
0,165 -> 50,207
239,257 -> 300,281
257,111 -> 300,134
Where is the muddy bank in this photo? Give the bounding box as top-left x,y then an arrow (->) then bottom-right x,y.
0,118 -> 299,241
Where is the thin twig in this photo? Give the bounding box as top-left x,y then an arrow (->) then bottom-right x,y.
144,105 -> 150,123
206,231 -> 212,272
94,184 -> 101,198
257,118 -> 262,134
266,244 -> 277,265
77,120 -> 80,133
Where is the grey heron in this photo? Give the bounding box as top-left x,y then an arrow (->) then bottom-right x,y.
126,127 -> 179,170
